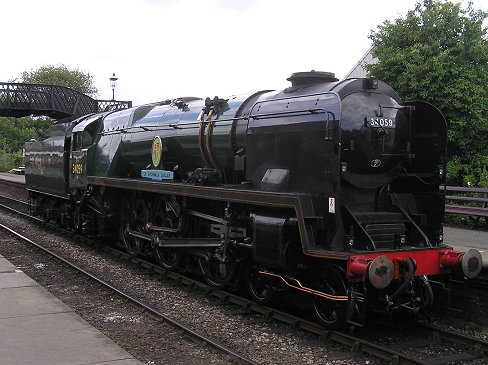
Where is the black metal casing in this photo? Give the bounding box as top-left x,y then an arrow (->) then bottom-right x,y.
25,73 -> 447,264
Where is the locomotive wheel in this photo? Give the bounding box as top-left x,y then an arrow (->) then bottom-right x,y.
198,256 -> 230,289
120,195 -> 149,256
247,265 -> 277,305
151,196 -> 183,270
154,248 -> 182,270
311,265 -> 348,329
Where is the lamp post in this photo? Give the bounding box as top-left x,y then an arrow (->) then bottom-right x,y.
110,73 -> 118,101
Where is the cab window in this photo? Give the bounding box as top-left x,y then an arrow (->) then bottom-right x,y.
72,120 -> 100,151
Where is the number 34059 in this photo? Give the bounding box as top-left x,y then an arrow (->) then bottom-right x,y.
368,117 -> 395,128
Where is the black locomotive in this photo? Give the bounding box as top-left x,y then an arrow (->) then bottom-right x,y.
25,71 -> 482,328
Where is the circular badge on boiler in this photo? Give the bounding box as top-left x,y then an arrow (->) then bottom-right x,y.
152,136 -> 163,167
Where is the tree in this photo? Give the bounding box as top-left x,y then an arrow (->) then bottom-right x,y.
367,0 -> 488,186
0,117 -> 39,152
21,64 -> 98,97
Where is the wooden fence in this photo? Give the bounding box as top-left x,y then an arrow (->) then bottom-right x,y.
445,186 -> 488,220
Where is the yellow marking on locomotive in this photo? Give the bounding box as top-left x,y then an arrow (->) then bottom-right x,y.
72,162 -> 84,175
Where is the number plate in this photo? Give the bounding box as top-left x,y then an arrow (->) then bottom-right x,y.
367,117 -> 395,128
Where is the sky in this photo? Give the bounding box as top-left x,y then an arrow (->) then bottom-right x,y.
1,0 -> 486,106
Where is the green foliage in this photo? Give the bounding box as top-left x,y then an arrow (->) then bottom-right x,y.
0,116 -> 52,171
447,154 -> 488,188
0,117 -> 42,152
21,64 -> 98,97
368,0 -> 488,187
446,154 -> 487,226
0,151 -> 23,172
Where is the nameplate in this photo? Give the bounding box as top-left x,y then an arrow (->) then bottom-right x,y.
141,169 -> 174,181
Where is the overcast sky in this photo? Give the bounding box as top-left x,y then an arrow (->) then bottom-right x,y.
2,0 -> 486,106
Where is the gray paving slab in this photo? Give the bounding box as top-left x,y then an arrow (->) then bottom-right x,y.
0,261 -> 141,364
0,270 -> 37,289
0,312 -> 140,365
0,285 -> 70,319
0,256 -> 17,272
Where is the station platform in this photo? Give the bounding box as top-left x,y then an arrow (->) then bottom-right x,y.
0,253 -> 141,365
444,225 -> 488,269
0,172 -> 25,184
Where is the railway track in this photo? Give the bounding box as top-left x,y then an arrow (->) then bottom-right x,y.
0,219 -> 258,365
1,193 -> 488,364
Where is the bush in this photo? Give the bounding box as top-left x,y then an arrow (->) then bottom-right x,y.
447,155 -> 488,188
0,151 -> 24,172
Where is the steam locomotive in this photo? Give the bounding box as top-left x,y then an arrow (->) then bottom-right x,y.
24,71 -> 482,328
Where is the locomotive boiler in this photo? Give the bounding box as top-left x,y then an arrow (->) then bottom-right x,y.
25,71 -> 482,328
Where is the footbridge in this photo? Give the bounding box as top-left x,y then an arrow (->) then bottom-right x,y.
0,82 -> 132,119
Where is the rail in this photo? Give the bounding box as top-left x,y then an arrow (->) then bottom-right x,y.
445,186 -> 488,220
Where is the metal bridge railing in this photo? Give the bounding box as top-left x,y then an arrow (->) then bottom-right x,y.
0,82 -> 132,119
96,99 -> 132,112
